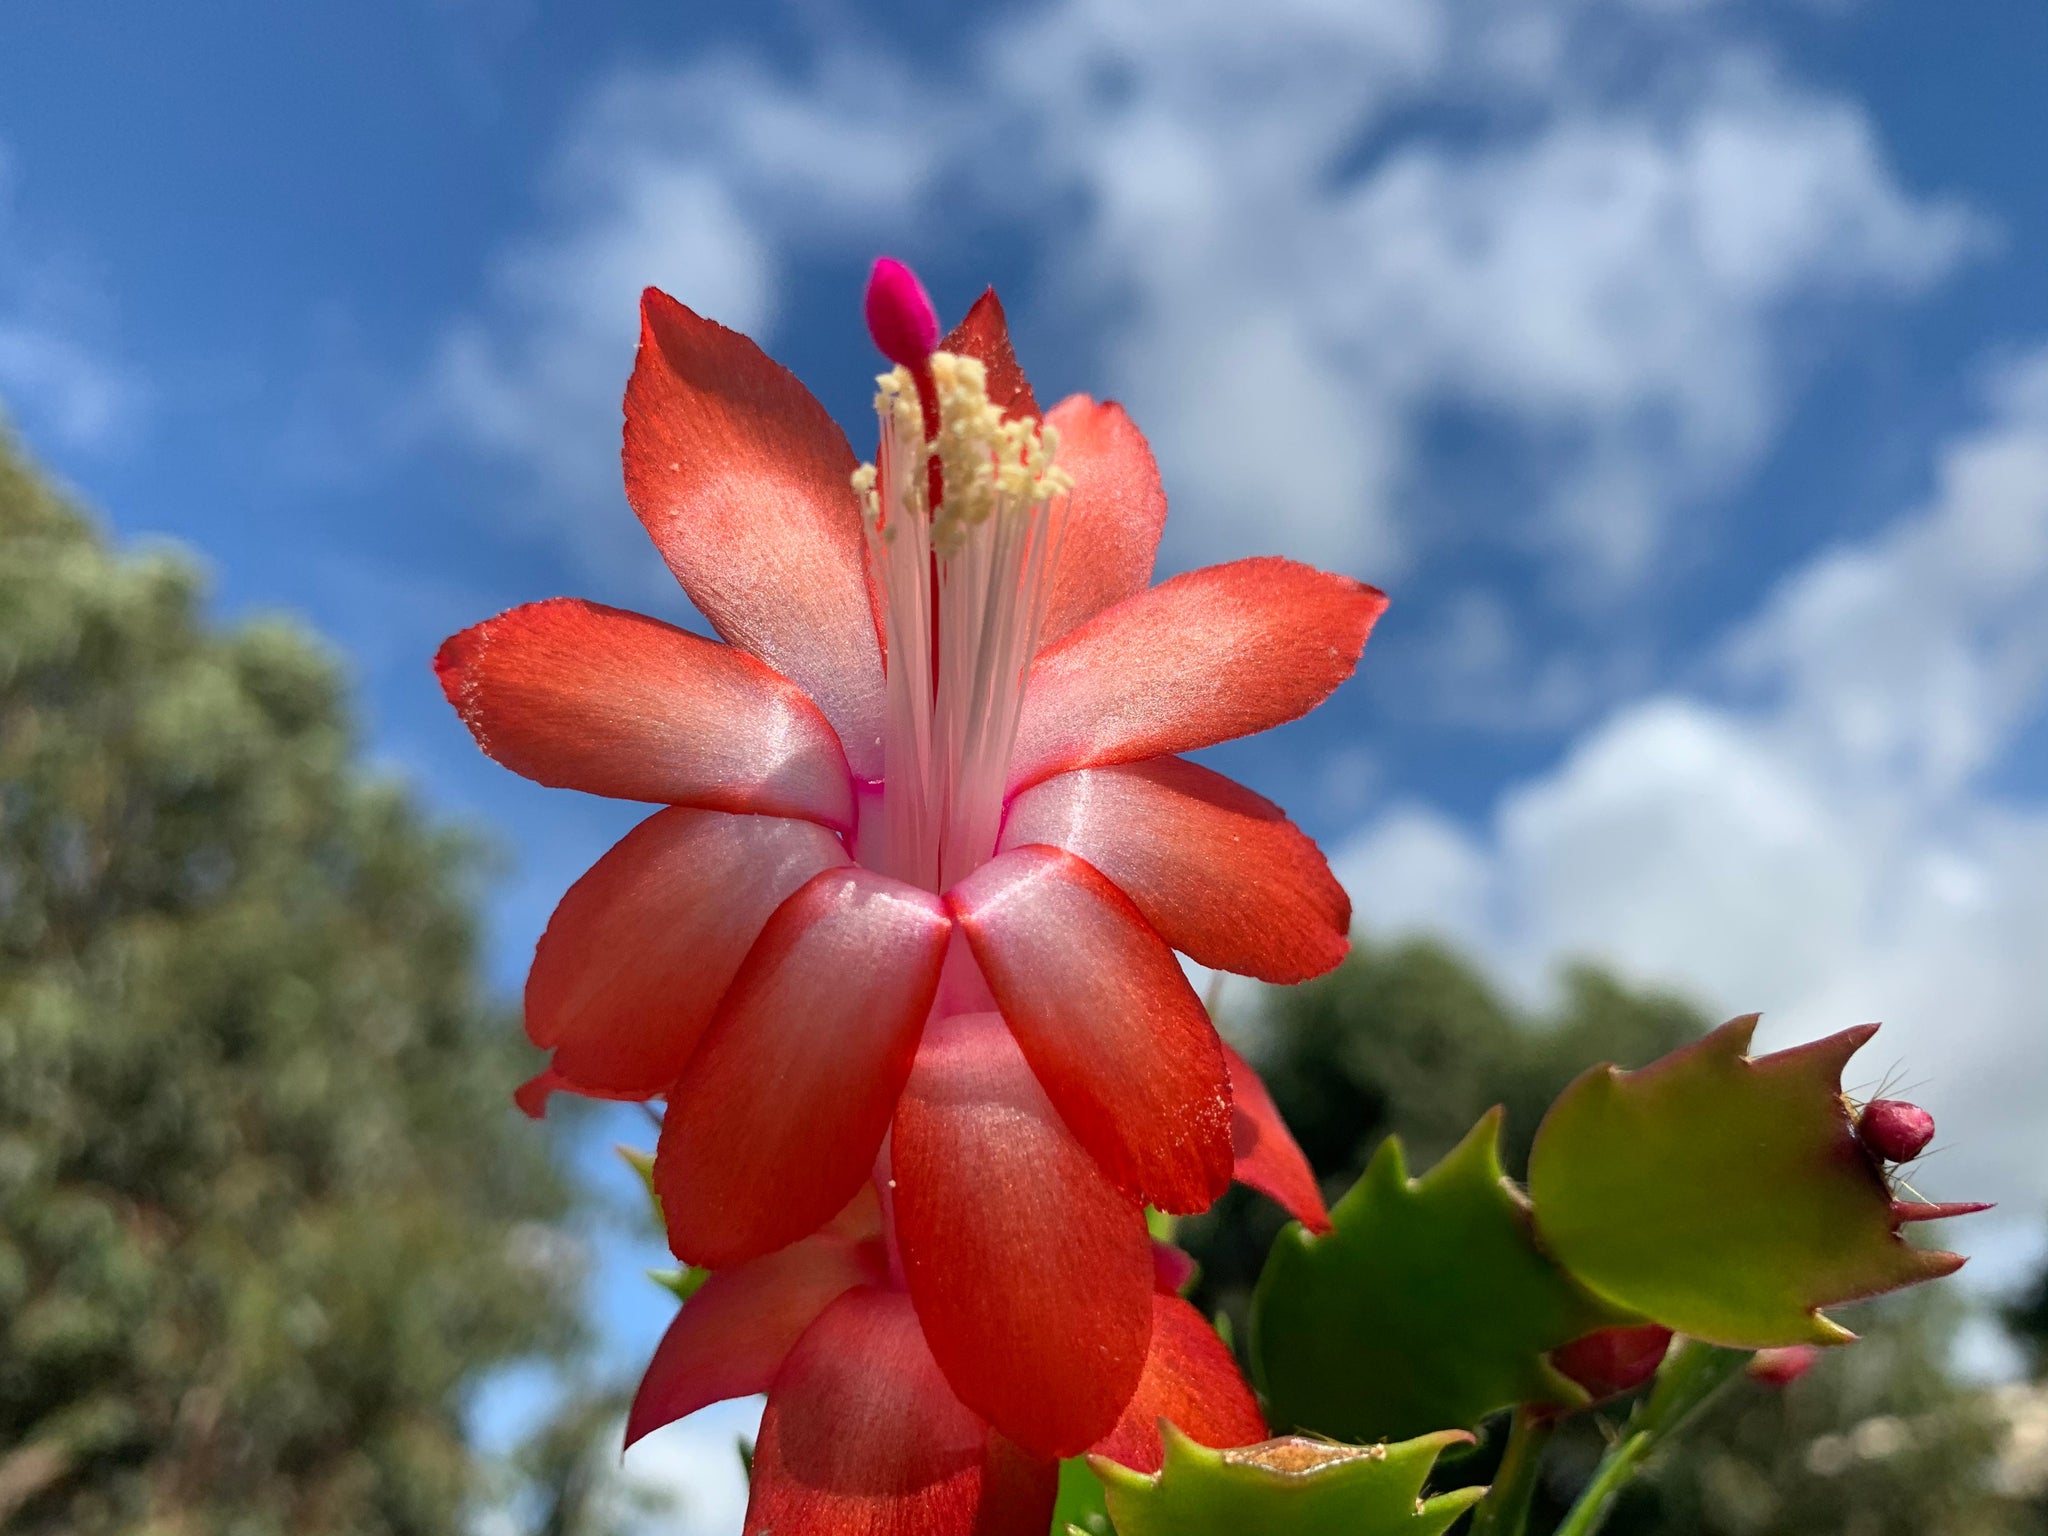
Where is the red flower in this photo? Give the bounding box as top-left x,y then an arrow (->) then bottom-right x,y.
625,1186 -> 1268,1536
436,264 -> 1375,1455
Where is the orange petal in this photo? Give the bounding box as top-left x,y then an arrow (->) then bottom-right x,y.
999,757 -> 1349,983
525,807 -> 847,1099
941,289 -> 1038,422
659,868 -> 952,1267
625,290 -> 885,775
625,1227 -> 885,1447
436,597 -> 854,828
1010,557 -> 1386,791
1223,1044 -> 1332,1234
1038,396 -> 1167,646
892,1012 -> 1154,1459
746,1288 -> 1059,1536
1090,1295 -> 1268,1473
949,847 -> 1235,1213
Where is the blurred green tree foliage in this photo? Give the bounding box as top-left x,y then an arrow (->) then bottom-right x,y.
1185,937 -> 2034,1536
0,428 -> 582,1534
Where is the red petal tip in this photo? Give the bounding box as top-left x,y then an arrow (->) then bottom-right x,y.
865,257 -> 940,370
513,1069 -> 560,1120
1748,1345 -> 1821,1388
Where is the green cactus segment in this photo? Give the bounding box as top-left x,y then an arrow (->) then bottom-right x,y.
1054,1457 -> 1115,1535
1093,1425 -> 1486,1536
1527,1015 -> 1967,1348
1251,1110 -> 1637,1442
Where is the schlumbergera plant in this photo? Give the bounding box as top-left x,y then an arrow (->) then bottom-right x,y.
435,258 -> 1987,1536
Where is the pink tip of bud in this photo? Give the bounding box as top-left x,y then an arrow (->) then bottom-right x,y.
1858,1099 -> 1936,1163
1151,1241 -> 1198,1296
1748,1345 -> 1821,1387
1550,1324 -> 1673,1404
864,256 -> 940,370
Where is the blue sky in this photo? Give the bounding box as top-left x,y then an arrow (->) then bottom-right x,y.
5,1 -> 2047,1527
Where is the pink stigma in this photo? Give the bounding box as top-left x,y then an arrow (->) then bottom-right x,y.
864,257 -> 940,370
1858,1099 -> 1935,1163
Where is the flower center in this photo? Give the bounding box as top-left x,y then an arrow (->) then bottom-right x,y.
852,352 -> 1071,891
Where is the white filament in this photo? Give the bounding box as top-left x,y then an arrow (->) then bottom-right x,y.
855,355 -> 1069,891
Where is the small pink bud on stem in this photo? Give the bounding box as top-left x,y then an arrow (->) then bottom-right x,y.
863,257 -> 940,370
1151,1241 -> 1198,1296
1858,1099 -> 1935,1163
1747,1345 -> 1820,1387
1550,1324 -> 1674,1403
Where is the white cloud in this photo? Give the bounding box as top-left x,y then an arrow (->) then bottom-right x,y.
1337,346 -> 2048,1223
0,147 -> 144,452
998,8 -> 1984,581
429,0 -> 1982,600
426,52 -> 938,585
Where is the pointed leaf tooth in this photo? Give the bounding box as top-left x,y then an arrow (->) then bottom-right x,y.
1253,1111 -> 1633,1443
1892,1200 -> 1994,1223
1774,1020 -> 1881,1085
1094,1423 -> 1487,1536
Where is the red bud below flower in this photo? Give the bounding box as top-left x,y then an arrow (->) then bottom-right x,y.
1151,1241 -> 1198,1296
863,256 -> 940,370
1550,1323 -> 1673,1403
1858,1099 -> 1936,1163
1748,1345 -> 1821,1387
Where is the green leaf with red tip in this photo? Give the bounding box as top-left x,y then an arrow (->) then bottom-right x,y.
1250,1110 -> 1636,1443
1527,1015 -> 1970,1348
1092,1425 -> 1484,1536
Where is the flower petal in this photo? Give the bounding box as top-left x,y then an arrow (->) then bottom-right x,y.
435,598 -> 855,828
941,290 -> 1038,422
1224,1044 -> 1331,1235
527,807 -> 847,1099
948,847 -> 1234,1212
746,1288 -> 1059,1536
1090,1295 -> 1268,1474
999,757 -> 1349,983
891,1012 -> 1154,1459
659,867 -> 953,1267
625,1226 -> 887,1448
625,289 -> 886,775
511,1066 -> 649,1120
1009,557 -> 1388,791
1038,397 -> 1167,646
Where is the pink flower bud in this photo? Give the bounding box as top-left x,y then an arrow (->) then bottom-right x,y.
1151,1241 -> 1198,1296
863,256 -> 940,369
1748,1345 -> 1820,1387
1858,1099 -> 1935,1163
1550,1323 -> 1673,1402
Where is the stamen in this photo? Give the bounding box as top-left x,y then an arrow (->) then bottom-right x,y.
851,345 -> 1072,892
